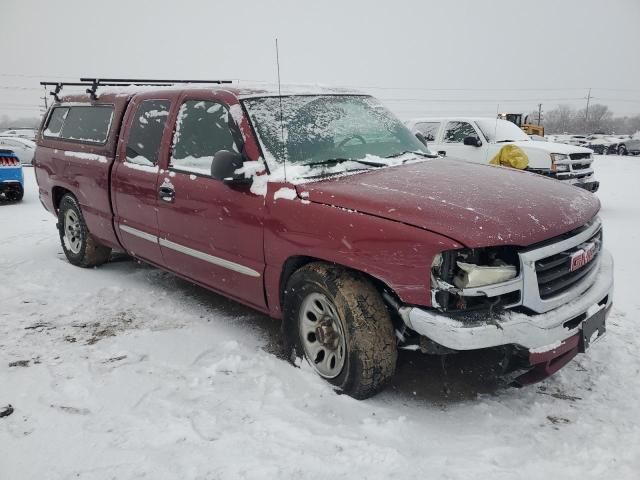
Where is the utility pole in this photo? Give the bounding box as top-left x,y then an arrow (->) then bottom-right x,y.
585,88 -> 592,132
41,85 -> 48,110
537,103 -> 542,125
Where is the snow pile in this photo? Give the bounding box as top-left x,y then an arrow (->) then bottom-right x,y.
64,151 -> 108,164
1,158 -> 639,479
273,187 -> 298,201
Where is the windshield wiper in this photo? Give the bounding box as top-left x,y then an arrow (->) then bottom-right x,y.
496,140 -> 517,143
385,150 -> 439,160
302,158 -> 387,168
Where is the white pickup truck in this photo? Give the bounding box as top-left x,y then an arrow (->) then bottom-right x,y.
406,117 -> 599,192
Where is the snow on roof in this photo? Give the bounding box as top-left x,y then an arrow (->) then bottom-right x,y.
405,116 -> 503,124
55,82 -> 365,103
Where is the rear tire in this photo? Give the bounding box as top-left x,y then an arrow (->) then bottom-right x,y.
7,185 -> 23,202
57,194 -> 111,268
283,262 -> 397,399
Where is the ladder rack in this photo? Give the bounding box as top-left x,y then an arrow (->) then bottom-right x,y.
40,78 -> 234,102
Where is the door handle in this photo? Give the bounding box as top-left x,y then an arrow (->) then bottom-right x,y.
158,186 -> 175,202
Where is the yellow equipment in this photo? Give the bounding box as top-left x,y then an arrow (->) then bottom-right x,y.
490,144 -> 529,170
498,113 -> 545,137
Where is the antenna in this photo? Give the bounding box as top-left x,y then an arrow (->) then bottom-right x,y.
275,38 -> 287,181
494,103 -> 500,143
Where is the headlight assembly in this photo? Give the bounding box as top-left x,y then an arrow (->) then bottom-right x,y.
454,261 -> 517,288
431,247 -> 520,312
550,153 -> 570,172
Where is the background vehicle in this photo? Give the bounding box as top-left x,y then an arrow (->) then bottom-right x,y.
0,149 -> 24,201
0,136 -> 35,164
546,134 -> 589,146
498,112 -> 544,136
406,117 -> 599,192
626,133 -> 640,155
529,134 -> 547,142
34,79 -> 613,398
0,127 -> 37,141
586,133 -> 628,155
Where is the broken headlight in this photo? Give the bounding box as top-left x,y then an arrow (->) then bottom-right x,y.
431,247 -> 520,312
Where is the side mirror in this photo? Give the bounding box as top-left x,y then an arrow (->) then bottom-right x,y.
415,132 -> 428,147
463,136 -> 482,147
210,150 -> 251,184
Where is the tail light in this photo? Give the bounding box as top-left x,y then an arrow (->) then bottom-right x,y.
0,156 -> 20,166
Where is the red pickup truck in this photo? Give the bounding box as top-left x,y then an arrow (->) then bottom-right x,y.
34,80 -> 614,398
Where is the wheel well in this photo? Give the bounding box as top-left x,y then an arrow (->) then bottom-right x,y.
279,256 -> 402,313
52,186 -> 72,212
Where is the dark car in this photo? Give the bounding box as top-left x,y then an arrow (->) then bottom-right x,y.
626,134 -> 640,155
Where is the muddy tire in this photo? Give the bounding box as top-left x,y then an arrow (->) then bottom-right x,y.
283,262 -> 397,399
57,194 -> 111,268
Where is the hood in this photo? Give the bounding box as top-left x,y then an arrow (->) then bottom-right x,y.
510,140 -> 593,155
296,159 -> 600,248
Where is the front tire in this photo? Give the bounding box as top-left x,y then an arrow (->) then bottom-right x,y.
57,194 -> 111,268
283,262 -> 397,399
618,144 -> 627,156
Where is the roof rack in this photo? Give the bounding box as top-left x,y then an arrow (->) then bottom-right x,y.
40,78 -> 234,102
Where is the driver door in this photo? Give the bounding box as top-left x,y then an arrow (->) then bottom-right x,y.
440,121 -> 488,164
155,93 -> 267,310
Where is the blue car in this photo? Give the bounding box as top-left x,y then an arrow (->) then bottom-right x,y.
0,149 -> 24,201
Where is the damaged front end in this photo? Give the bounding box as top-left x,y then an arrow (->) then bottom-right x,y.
391,218 -> 614,386
430,246 -> 521,313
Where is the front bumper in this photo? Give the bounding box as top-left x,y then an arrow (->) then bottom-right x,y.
563,174 -> 599,192
574,180 -> 599,193
399,249 -> 613,352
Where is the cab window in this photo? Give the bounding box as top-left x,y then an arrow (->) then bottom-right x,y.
170,100 -> 240,176
443,121 -> 478,143
125,100 -> 171,166
43,106 -> 113,143
415,122 -> 441,142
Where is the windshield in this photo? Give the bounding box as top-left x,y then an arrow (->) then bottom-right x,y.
242,95 -> 430,174
476,119 -> 531,143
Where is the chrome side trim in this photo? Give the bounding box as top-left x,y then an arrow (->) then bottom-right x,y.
158,238 -> 261,278
118,224 -> 261,278
119,224 -> 159,243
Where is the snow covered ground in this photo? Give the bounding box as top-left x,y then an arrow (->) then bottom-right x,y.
1,157 -> 639,479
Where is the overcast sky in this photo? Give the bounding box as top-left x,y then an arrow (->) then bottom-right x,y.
3,0 -> 639,122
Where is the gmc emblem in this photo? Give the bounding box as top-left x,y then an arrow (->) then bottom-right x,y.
570,242 -> 597,272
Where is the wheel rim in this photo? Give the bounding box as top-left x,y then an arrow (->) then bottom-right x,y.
63,210 -> 82,254
299,292 -> 347,379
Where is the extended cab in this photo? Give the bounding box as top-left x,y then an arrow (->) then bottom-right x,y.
34,80 -> 613,398
406,117 -> 600,192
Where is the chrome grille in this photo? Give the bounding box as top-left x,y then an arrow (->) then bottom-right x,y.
535,229 -> 602,300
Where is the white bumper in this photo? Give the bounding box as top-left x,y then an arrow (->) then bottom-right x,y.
399,249 -> 613,351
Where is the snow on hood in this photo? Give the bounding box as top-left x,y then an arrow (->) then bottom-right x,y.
510,140 -> 593,155
297,159 -> 600,248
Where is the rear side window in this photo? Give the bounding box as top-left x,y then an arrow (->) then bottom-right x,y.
415,122 -> 441,142
444,121 -> 478,143
170,100 -> 240,175
44,106 -> 114,144
44,107 -> 69,137
125,100 -> 171,166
